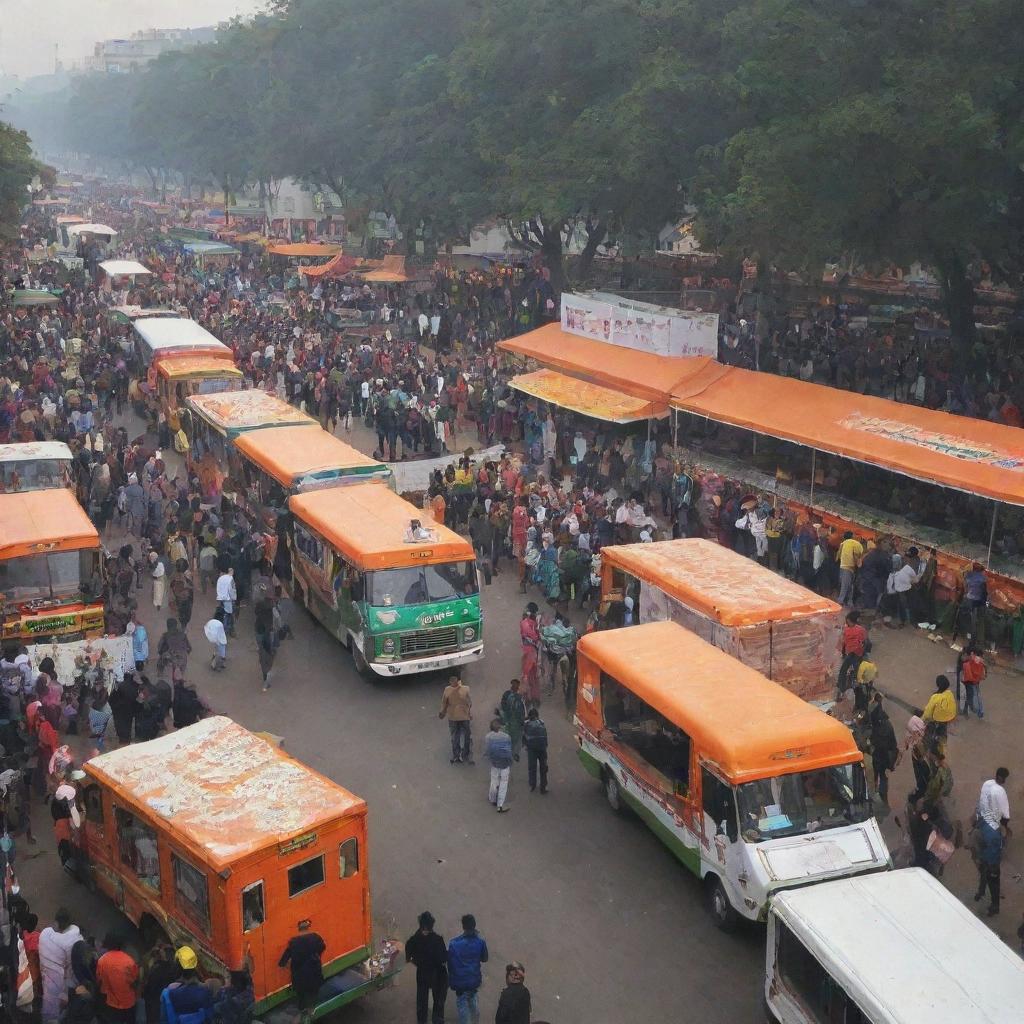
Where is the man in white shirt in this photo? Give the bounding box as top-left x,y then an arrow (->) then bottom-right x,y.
216,568 -> 237,637
975,768 -> 1010,916
889,546 -> 923,627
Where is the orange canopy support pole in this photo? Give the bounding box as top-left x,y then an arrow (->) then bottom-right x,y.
987,502 -> 998,568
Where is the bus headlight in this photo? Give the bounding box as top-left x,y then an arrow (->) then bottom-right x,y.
463,626 -> 476,643
381,636 -> 397,655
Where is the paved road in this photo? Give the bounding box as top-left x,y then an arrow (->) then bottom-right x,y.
22,539 -> 763,1024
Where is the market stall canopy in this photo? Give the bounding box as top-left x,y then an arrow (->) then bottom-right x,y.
498,322 -> 706,404
509,367 -> 667,422
107,305 -> 181,323
56,215 -> 86,225
99,259 -> 151,277
669,361 -> 1024,506
182,241 -> 240,257
299,252 -> 359,278
67,223 -> 117,237
10,289 -> 59,307
358,254 -> 410,283
602,539 -> 840,626
268,242 -> 342,258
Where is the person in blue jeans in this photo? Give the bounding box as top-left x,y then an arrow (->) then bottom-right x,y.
447,914 -> 489,1024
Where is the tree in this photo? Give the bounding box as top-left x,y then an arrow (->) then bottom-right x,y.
695,0 -> 1024,357
0,120 -> 40,238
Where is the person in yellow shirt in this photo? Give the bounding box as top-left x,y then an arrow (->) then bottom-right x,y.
853,659 -> 877,711
922,675 -> 957,737
836,531 -> 864,607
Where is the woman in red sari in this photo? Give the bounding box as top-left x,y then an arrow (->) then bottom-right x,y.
511,499 -> 530,593
519,604 -> 542,706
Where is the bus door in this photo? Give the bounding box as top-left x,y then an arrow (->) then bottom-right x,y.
241,880 -> 267,995
82,785 -> 125,910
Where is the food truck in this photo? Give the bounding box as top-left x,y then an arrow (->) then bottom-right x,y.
81,717 -> 400,1019
0,442 -> 74,493
289,483 -> 483,677
601,539 -> 842,702
0,489 -> 105,643
765,869 -> 1024,1023
574,620 -> 889,928
233,425 -> 391,530
186,391 -> 317,503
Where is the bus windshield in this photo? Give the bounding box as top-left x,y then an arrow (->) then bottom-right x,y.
0,460 -> 69,492
0,550 -> 95,604
366,561 -> 478,607
735,763 -> 871,841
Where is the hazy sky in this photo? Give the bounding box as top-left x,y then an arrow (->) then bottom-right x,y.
0,0 -> 265,78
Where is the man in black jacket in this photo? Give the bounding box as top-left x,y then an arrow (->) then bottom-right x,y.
495,962 -> 531,1024
405,911 -> 447,1024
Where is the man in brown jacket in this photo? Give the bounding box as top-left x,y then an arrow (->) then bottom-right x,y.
439,673 -> 473,764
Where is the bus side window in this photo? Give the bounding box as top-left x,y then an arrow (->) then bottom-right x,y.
84,785 -> 104,825
701,768 -> 738,843
242,881 -> 265,932
339,838 -> 359,878
114,807 -> 161,892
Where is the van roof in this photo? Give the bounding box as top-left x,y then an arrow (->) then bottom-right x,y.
0,489 -> 100,559
289,483 -> 475,570
156,355 -> 242,381
133,317 -> 230,355
186,390 -> 316,435
772,869 -> 1024,1022
602,539 -> 840,626
0,441 -> 73,464
577,620 -> 858,782
235,425 -> 388,488
84,717 -> 366,870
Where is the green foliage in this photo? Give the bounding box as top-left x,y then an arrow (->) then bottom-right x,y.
0,120 -> 40,238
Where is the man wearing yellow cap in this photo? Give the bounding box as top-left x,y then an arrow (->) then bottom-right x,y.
159,948 -> 213,1024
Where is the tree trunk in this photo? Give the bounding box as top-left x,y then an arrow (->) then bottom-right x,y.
933,248 -> 977,370
573,220 -> 607,284
145,166 -> 159,196
540,224 -> 566,298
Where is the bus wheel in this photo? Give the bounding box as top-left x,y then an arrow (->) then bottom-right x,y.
706,876 -> 739,932
603,771 -> 624,814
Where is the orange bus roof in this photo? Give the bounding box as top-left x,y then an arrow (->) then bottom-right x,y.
498,323 -> 704,404
602,539 -> 841,626
235,426 -> 388,488
156,354 -> 242,381
577,620 -> 859,782
670,361 -> 1024,506
0,489 -> 99,559
186,390 -> 316,434
289,483 -> 475,570
84,717 -> 366,870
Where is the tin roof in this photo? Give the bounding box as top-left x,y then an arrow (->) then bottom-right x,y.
84,717 -> 365,870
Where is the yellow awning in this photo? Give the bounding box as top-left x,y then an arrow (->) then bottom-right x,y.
509,368 -> 667,423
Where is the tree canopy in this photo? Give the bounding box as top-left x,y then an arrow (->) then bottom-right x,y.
0,120 -> 41,239
26,0 -> 1024,337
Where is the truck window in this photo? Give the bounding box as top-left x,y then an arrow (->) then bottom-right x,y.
242,881 -> 265,932
172,853 -> 210,929
293,524 -> 325,568
339,838 -> 359,878
701,768 -> 738,843
777,921 -> 868,1024
288,854 -> 325,897
600,672 -> 691,795
114,808 -> 161,891
84,785 -> 104,825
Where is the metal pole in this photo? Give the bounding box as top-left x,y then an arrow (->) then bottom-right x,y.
672,409 -> 678,451
752,434 -> 757,456
646,417 -> 652,443
809,448 -> 816,503
987,501 -> 998,567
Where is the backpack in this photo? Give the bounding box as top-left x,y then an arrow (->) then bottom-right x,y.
50,796 -> 72,822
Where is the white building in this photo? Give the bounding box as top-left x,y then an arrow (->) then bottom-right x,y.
71,28 -> 217,75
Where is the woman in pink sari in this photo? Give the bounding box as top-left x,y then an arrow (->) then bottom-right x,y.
519,604 -> 542,706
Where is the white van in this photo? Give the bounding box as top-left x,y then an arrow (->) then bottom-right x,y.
766,868 -> 1024,1023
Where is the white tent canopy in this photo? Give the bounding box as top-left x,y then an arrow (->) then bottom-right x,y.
67,223 -> 118,238
99,259 -> 151,277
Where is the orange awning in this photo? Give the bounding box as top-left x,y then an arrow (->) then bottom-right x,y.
299,252 -> 359,278
358,254 -> 409,283
670,363 -> 1024,505
498,323 -> 705,405
510,368 -> 667,422
267,242 -> 342,258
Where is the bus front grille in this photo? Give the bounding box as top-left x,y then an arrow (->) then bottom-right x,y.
400,627 -> 459,655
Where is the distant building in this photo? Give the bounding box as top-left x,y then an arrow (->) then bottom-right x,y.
71,27 -> 218,75
230,178 -> 347,241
